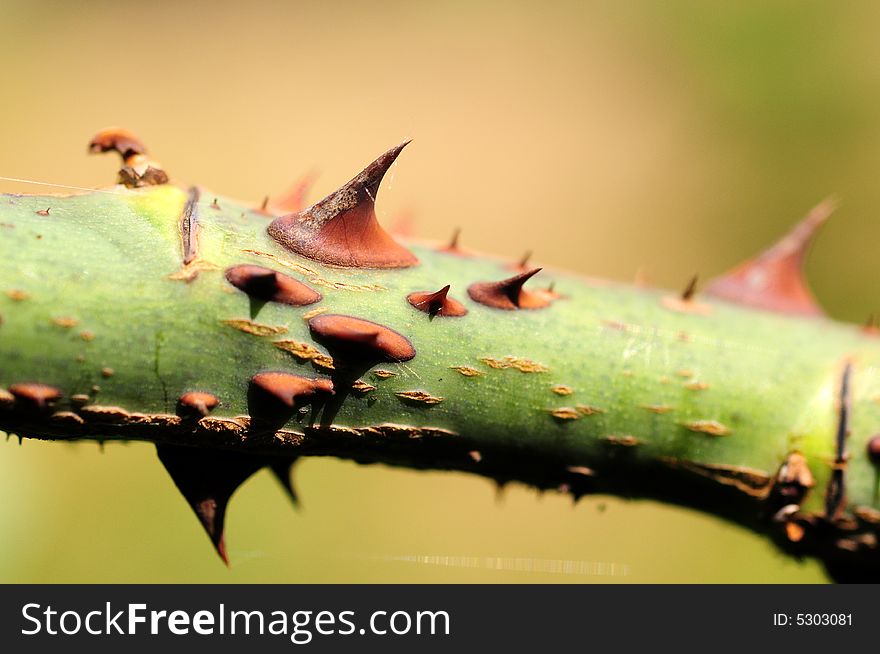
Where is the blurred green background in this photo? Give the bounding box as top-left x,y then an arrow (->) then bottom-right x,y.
3,0 -> 880,583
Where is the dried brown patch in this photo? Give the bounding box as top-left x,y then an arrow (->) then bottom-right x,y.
372,369 -> 397,379
79,330 -> 96,342
605,435 -> 640,446
683,420 -> 731,436
641,404 -> 673,414
549,407 -> 580,420
5,289 -> 30,301
51,317 -> 79,328
479,356 -> 548,373
396,390 -> 444,405
221,319 -> 288,337
576,404 -> 605,416
684,381 -> 709,391
451,366 -> 485,377
551,385 -> 573,396
351,380 -> 377,394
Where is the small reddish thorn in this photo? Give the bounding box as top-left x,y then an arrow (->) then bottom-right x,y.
467,268 -> 552,310
88,127 -> 167,187
271,171 -> 319,214
308,314 -> 416,362
260,196 -> 269,212
9,383 -> 62,409
439,228 -> 464,254
407,285 -> 468,317
268,142 -> 418,268
177,391 -> 220,418
508,251 -> 532,271
35,208 -> 50,216
210,198 -> 221,210
705,198 -> 835,316
225,264 -> 321,306
681,275 -> 698,301
250,372 -> 334,410
867,435 -> 880,465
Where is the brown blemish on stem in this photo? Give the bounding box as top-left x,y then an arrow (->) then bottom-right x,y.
9,383 -> 62,409
479,356 -> 548,373
79,330 -> 96,342
308,314 -> 416,363
641,404 -> 673,414
241,250 -> 386,292
676,370 -> 694,378
450,366 -> 484,377
407,285 -> 468,317
684,381 -> 709,391
683,420 -> 731,436
225,264 -> 322,306
35,208 -> 50,216
396,390 -> 444,405
605,435 -> 640,446
467,268 -> 552,310
661,457 -> 772,498
372,369 -> 397,379
551,385 -> 573,396
549,407 -> 580,421
576,404 -> 605,416
51,317 -> 78,328
101,367 -> 114,378
351,380 -> 377,394
566,465 -> 595,477
705,199 -> 834,317
274,340 -> 336,370
221,319 -> 288,337
267,142 -> 418,268
6,290 -> 30,301
168,259 -> 220,282
177,392 -> 220,418
180,186 -> 201,266
825,361 -> 852,519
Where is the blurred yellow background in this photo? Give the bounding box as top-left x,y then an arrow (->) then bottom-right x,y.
4,0 -> 880,582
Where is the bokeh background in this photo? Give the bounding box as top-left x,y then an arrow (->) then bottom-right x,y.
3,0 -> 880,583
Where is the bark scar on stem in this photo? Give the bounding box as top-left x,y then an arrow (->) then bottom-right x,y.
825,360 -> 852,519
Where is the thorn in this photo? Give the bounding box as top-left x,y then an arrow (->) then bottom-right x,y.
507,251 -> 532,271
308,314 -> 416,362
439,228 -> 464,254
681,275 -> 698,301
176,391 -> 220,418
249,372 -> 334,411
407,285 -> 468,317
259,195 -> 270,213
8,383 -> 62,410
268,142 -> 418,268
35,208 -> 50,217
467,268 -> 553,310
210,198 -> 220,210
269,459 -> 300,509
225,264 -> 322,306
156,444 -> 265,565
705,198 -> 836,316
271,170 -> 319,214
